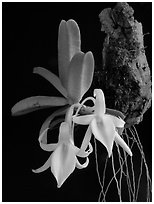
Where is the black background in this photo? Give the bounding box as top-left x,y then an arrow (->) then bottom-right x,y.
3,2 -> 152,202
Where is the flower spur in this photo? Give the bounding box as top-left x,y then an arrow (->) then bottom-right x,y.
73,89 -> 132,157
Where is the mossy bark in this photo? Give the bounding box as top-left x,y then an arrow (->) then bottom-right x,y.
93,2 -> 151,127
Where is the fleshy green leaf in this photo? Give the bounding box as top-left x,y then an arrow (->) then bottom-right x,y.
67,51 -> 94,103
33,67 -> 68,98
58,20 -> 81,89
11,96 -> 68,116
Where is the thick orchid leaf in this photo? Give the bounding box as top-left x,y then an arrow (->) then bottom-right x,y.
114,131 -> 132,156
33,67 -> 68,98
51,143 -> 77,188
58,20 -> 81,89
76,157 -> 89,169
38,106 -> 68,144
32,154 -> 52,173
11,96 -> 68,116
67,51 -> 94,103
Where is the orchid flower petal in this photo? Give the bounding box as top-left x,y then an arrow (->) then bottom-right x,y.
58,20 -> 81,89
11,96 -> 68,116
114,131 -> 132,156
58,122 -> 72,142
76,157 -> 89,169
107,115 -> 125,128
77,125 -> 92,157
51,143 -> 77,188
32,154 -> 52,173
39,118 -> 64,151
106,108 -> 125,120
91,116 -> 115,157
94,89 -> 106,116
73,114 -> 94,125
40,143 -> 58,152
67,51 -> 94,103
33,67 -> 68,98
38,106 -> 68,144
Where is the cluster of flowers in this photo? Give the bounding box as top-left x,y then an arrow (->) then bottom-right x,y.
12,19 -> 132,188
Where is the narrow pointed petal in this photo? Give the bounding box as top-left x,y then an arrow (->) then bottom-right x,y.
106,108 -> 125,120
94,89 -> 106,116
91,116 -> 115,157
40,143 -> 58,152
11,96 -> 68,116
38,118 -> 64,150
76,157 -> 89,169
32,154 -> 52,173
114,131 -> 132,156
33,67 -> 68,98
77,125 -> 92,157
67,51 -> 94,103
73,114 -> 94,125
58,20 -> 81,88
106,114 -> 125,128
51,143 -> 77,188
38,106 -> 68,144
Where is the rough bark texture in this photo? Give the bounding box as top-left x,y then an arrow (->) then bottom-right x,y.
93,2 -> 151,127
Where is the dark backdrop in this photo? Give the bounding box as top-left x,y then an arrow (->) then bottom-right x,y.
3,2 -> 152,202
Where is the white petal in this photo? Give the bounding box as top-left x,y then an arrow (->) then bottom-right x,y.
93,89 -> 106,116
51,143 -> 77,188
77,125 -> 92,157
106,108 -> 125,120
38,107 -> 68,144
114,131 -> 132,156
76,157 -> 89,169
58,122 -> 72,142
91,116 -> 115,157
40,143 -> 58,152
32,154 -> 52,173
73,114 -> 94,125
106,114 -> 125,128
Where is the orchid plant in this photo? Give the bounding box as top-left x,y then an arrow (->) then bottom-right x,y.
11,19 -> 132,188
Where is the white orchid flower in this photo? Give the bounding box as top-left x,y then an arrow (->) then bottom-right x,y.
11,19 -> 94,116
32,120 -> 93,188
73,89 -> 132,157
